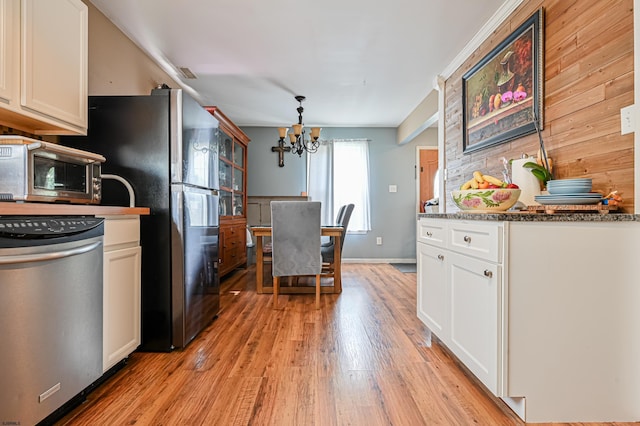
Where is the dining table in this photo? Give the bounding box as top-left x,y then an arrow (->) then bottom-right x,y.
251,226 -> 344,294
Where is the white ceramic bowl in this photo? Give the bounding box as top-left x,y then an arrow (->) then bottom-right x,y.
451,189 -> 521,212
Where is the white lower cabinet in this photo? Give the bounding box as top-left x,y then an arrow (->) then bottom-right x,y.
417,218 -> 504,396
448,251 -> 501,395
416,242 -> 448,338
101,216 -> 141,372
417,217 -> 640,423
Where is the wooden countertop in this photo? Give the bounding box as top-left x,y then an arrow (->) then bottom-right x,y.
0,203 -> 150,216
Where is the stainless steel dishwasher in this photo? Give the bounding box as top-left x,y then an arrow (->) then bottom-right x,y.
0,216 -> 104,426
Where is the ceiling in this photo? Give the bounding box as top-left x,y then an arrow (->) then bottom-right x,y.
89,0 -> 509,128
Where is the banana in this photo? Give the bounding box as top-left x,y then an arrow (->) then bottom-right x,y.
460,178 -> 475,190
482,174 -> 504,186
462,173 -> 502,190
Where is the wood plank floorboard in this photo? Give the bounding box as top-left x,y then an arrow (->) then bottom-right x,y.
56,264 -> 629,426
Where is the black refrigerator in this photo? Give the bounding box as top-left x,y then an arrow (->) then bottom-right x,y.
62,87 -> 220,351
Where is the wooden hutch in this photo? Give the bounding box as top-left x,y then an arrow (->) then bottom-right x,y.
205,107 -> 250,278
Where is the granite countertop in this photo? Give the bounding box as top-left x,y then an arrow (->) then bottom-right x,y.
418,212 -> 640,222
0,202 -> 150,216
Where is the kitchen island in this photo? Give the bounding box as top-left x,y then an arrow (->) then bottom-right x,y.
416,213 -> 640,423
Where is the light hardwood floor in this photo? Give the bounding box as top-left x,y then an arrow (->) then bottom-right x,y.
56,264 -> 621,425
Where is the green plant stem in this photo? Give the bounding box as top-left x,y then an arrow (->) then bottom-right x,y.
532,113 -> 553,179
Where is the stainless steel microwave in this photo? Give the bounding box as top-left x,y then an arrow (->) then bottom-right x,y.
0,136 -> 105,204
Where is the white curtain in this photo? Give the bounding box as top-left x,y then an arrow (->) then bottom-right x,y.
307,140 -> 333,224
307,138 -> 371,232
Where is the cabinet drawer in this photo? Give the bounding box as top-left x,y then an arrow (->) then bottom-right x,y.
223,233 -> 244,248
417,218 -> 447,247
220,219 -> 248,277
448,221 -> 502,263
102,216 -> 140,249
227,246 -> 245,262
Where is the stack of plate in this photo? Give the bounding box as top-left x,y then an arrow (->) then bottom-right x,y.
546,178 -> 592,194
535,178 -> 602,205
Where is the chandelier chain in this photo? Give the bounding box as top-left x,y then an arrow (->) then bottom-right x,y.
277,95 -> 321,157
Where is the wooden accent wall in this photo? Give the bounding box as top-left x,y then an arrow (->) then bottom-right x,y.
444,0 -> 634,211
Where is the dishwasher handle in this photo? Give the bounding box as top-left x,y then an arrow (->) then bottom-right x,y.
0,241 -> 102,265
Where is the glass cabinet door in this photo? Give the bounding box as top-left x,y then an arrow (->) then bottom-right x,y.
233,142 -> 244,168
218,132 -> 246,218
233,193 -> 243,216
232,168 -> 243,192
219,191 -> 232,216
220,161 -> 232,190
219,131 -> 233,159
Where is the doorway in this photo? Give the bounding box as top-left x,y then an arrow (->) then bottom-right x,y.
416,146 -> 438,213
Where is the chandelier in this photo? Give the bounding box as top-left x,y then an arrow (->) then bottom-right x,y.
277,95 -> 322,156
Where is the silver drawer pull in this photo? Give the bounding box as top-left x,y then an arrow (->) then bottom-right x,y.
484,270 -> 493,278
437,254 -> 444,261
463,235 -> 471,243
426,231 -> 433,237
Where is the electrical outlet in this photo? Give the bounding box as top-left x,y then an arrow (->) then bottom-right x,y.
388,185 -> 397,193
621,105 -> 635,135
376,237 -> 383,245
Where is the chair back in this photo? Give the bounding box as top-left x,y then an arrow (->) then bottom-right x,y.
270,201 -> 322,277
324,204 -> 347,246
335,204 -> 347,225
338,204 -> 355,250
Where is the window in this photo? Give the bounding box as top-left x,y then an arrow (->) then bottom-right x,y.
307,138 -> 371,232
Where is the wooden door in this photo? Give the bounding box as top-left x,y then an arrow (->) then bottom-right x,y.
419,149 -> 438,212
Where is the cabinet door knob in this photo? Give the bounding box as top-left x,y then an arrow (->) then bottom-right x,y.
437,254 -> 444,261
426,231 -> 433,237
483,269 -> 493,278
463,235 -> 472,243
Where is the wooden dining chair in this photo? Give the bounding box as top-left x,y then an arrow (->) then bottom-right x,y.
270,201 -> 322,309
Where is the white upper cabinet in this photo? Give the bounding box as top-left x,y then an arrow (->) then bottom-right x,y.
0,0 -> 14,104
0,0 -> 87,135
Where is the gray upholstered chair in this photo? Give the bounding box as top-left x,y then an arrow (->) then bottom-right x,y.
322,203 -> 354,276
321,204 -> 346,248
270,201 -> 322,309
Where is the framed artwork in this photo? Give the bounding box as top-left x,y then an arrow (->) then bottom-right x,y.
462,8 -> 544,153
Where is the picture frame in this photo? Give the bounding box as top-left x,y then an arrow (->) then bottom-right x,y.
462,8 -> 544,154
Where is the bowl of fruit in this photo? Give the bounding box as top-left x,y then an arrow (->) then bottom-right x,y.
451,172 -> 521,212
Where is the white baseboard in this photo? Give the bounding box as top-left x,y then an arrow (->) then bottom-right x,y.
342,258 -> 416,264
501,397 -> 525,421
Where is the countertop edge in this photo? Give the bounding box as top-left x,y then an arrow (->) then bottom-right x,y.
417,212 -> 640,222
0,203 -> 150,216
